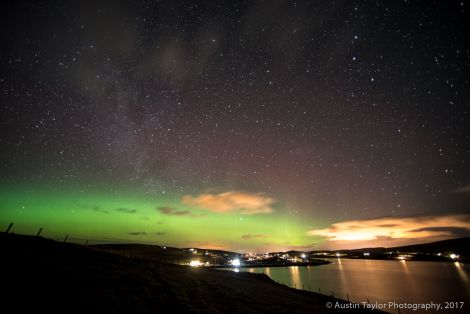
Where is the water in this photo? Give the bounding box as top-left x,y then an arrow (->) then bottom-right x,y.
233,259 -> 470,313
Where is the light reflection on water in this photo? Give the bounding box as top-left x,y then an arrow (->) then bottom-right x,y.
234,259 -> 470,313
290,266 -> 301,289
454,261 -> 469,283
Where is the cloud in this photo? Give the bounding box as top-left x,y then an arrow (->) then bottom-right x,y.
157,206 -> 204,218
241,234 -> 269,240
92,206 -> 109,214
308,214 -> 470,248
116,208 -> 137,214
185,241 -> 228,250
284,244 -> 318,251
129,231 -> 165,236
129,232 -> 147,236
158,206 -> 191,216
182,191 -> 275,215
77,203 -> 108,214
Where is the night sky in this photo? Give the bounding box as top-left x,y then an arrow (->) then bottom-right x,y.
1,0 -> 469,252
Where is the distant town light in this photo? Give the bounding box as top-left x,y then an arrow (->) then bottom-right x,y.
301,254 -> 306,259
189,260 -> 202,267
335,253 -> 341,257
363,252 -> 370,256
450,254 -> 459,260
231,258 -> 241,267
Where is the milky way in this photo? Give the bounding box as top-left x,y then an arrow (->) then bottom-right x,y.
1,1 -> 469,251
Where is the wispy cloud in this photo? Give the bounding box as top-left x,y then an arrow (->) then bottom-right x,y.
284,244 -> 318,251
186,241 -> 228,250
309,214 -> 470,249
241,234 -> 269,240
182,191 -> 275,215
116,207 -> 137,214
157,206 -> 204,218
158,206 -> 191,216
92,206 -> 109,214
129,231 -> 166,236
129,231 -> 147,236
77,203 -> 108,214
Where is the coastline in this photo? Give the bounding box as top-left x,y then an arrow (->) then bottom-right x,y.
2,232 -> 380,313
210,260 -> 331,268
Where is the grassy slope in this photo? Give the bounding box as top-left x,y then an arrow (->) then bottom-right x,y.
2,233 -> 374,313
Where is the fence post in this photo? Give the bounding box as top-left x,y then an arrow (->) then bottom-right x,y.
6,222 -> 13,233
85,240 -> 89,246
36,227 -> 43,237
64,235 -> 68,242
331,290 -> 334,298
347,293 -> 350,302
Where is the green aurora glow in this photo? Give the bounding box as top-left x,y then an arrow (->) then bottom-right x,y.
0,184 -> 324,252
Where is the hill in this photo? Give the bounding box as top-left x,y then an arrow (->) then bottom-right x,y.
387,237 -> 470,255
338,237 -> 469,256
94,243 -> 238,265
1,233 -> 374,313
312,237 -> 469,262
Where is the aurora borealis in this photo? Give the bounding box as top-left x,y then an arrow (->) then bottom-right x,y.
1,183 -> 312,252
1,1 -> 470,252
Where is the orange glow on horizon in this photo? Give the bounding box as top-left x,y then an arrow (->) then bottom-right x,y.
309,214 -> 470,249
